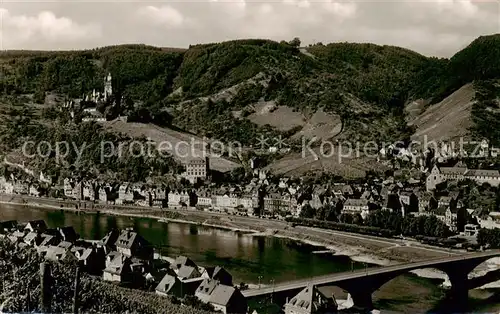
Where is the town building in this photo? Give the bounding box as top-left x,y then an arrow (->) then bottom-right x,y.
342,198 -> 370,218
202,266 -> 233,286
83,181 -> 96,201
464,224 -> 479,237
103,252 -> 133,283
283,284 -> 337,314
196,188 -> 213,208
25,220 -> 47,233
427,163 -> 500,191
195,279 -> 247,314
13,181 -> 29,194
168,190 -> 190,207
115,229 -> 153,260
116,183 -> 134,205
182,157 -> 209,184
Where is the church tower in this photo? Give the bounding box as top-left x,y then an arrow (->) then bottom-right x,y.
104,73 -> 112,101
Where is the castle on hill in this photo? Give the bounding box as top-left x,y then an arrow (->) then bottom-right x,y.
86,72 -> 113,103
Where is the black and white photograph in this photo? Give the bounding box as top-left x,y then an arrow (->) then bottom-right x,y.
0,0 -> 500,313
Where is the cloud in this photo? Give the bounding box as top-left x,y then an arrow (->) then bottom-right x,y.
138,5 -> 185,28
0,8 -> 101,49
0,0 -> 498,56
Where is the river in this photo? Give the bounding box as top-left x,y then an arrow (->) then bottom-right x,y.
1,203 -> 499,313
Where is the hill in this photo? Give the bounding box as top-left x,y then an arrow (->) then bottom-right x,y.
1,35 -> 500,178
409,84 -> 475,144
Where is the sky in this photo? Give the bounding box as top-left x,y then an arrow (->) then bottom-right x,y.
0,0 -> 499,57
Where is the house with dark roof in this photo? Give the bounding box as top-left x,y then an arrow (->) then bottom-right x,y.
156,274 -> 183,297
23,231 -> 42,246
342,198 -> 370,218
58,227 -> 78,242
8,230 -> 26,243
115,229 -> 153,260
24,220 -> 47,233
203,266 -> 233,286
284,284 -> 337,314
465,169 -> 500,186
116,183 -> 134,205
58,241 -> 73,250
206,283 -> 247,314
0,220 -> 17,234
39,234 -> 59,247
45,246 -> 71,261
100,229 -> 120,251
172,255 -> 197,270
195,279 -> 219,303
176,265 -> 202,280
399,190 -> 419,214
156,273 -> 204,298
102,252 -> 143,284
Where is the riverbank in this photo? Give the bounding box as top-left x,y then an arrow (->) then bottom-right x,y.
3,199 -> 500,313
1,195 -> 457,266
3,195 -> 499,275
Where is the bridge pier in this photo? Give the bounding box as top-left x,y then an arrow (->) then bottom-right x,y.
348,290 -> 374,312
242,252 -> 500,313
337,279 -> 380,312
438,259 -> 485,312
446,269 -> 469,311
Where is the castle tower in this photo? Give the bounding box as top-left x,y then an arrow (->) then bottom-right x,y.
104,73 -> 112,101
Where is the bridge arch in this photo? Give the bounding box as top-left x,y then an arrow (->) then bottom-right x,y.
467,256 -> 500,289
332,253 -> 500,311
371,267 -> 449,311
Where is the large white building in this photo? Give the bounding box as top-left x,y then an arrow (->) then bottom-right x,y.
182,157 -> 209,184
426,164 -> 500,191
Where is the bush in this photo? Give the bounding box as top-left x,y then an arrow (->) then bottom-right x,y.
286,217 -> 396,238
477,228 -> 500,248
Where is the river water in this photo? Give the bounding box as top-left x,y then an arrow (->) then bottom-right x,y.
1,204 -> 499,313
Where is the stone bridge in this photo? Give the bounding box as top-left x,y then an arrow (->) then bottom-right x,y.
242,251 -> 500,310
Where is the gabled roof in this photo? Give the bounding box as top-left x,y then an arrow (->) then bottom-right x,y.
101,229 -> 120,247
0,220 -> 17,231
45,246 -> 67,261
23,232 -> 39,244
58,227 -> 78,241
195,279 -> 218,303
360,191 -> 372,199
418,192 -> 434,202
58,241 -> 73,249
40,234 -> 57,247
174,256 -> 197,269
156,274 -> 177,294
72,246 -> 88,258
25,220 -> 47,232
115,230 -> 149,250
449,191 -> 460,200
205,266 -> 232,285
465,169 -> 500,178
104,252 -> 130,275
440,167 -> 467,175
286,284 -> 332,314
344,198 -> 369,207
177,265 -> 201,280
208,284 -> 238,306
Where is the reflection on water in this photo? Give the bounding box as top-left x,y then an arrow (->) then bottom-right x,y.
2,204 -> 499,312
0,204 -> 364,284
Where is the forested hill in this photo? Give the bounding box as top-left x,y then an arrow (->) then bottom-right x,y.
1,35 -> 500,146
